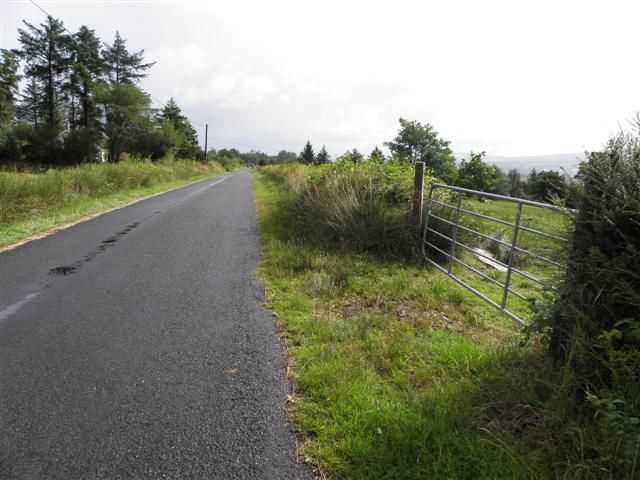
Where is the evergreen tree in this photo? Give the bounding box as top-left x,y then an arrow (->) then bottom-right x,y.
299,140 -> 315,164
368,146 -> 385,163
16,78 -> 43,127
315,145 -> 330,164
526,169 -> 567,202
68,26 -> 104,129
157,98 -> 199,158
102,32 -> 154,85
350,148 -> 364,162
17,16 -> 72,128
0,49 -> 21,142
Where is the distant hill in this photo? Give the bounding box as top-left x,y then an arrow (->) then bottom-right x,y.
454,152 -> 586,176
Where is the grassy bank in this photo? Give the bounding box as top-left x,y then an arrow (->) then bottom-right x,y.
254,164 -> 634,479
0,158 -> 232,248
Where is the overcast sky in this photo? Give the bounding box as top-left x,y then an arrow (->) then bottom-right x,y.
2,0 -> 639,157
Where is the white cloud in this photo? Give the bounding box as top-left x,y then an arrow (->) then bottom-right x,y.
2,0 -> 639,155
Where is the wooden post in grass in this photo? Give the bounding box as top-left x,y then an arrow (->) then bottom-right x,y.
413,161 -> 425,230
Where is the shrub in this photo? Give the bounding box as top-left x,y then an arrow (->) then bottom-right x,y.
263,159 -> 430,258
547,117 -> 640,477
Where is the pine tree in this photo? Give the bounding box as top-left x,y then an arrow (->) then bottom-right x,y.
350,148 -> 364,162
67,26 -> 104,129
0,49 -> 21,141
102,32 -> 154,85
17,16 -> 72,128
158,98 -> 199,158
315,145 -> 330,164
17,78 -> 43,127
300,140 -> 315,164
369,146 -> 385,163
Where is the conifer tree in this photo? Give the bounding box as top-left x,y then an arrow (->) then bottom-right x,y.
300,140 -> 315,164
369,146 -> 385,163
0,49 -> 21,142
350,148 -> 364,162
102,32 -> 154,85
16,78 -> 43,127
17,16 -> 72,127
315,145 -> 330,164
68,26 -> 104,129
158,98 -> 199,158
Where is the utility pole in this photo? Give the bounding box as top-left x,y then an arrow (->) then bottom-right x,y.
204,124 -> 208,161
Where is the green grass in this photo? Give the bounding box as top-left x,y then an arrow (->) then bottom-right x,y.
0,158 -> 231,248
254,166 -> 635,479
254,169 -> 546,479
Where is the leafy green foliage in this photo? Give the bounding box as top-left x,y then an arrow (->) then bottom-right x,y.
3,17 -> 197,166
276,149 -> 297,163
95,82 -> 151,162
385,117 -> 457,183
456,151 -> 503,192
543,118 -> 640,479
524,169 -> 568,202
506,168 -> 522,197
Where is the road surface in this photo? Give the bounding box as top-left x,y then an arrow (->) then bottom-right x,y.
0,170 -> 312,479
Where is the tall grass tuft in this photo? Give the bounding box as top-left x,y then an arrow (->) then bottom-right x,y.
262,159 -> 429,258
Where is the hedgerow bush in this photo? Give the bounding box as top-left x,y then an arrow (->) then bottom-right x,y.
547,116 -> 640,478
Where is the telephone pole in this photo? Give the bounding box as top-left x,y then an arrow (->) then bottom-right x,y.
204,124 -> 208,161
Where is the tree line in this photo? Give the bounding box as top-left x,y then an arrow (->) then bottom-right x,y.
298,118 -> 575,204
0,16 -> 200,165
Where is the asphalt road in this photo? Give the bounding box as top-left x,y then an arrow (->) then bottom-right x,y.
0,170 -> 313,479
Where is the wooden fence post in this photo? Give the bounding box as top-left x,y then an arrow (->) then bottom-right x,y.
413,161 -> 425,230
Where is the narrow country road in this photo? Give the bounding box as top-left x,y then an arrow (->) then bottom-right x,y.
0,170 -> 312,479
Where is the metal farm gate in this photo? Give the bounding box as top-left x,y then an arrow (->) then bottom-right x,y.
421,183 -> 571,325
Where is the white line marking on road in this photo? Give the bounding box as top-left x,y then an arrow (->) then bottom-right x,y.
0,292 -> 40,322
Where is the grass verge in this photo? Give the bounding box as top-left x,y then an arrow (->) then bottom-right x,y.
253,167 -> 635,479
0,158 -> 231,248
